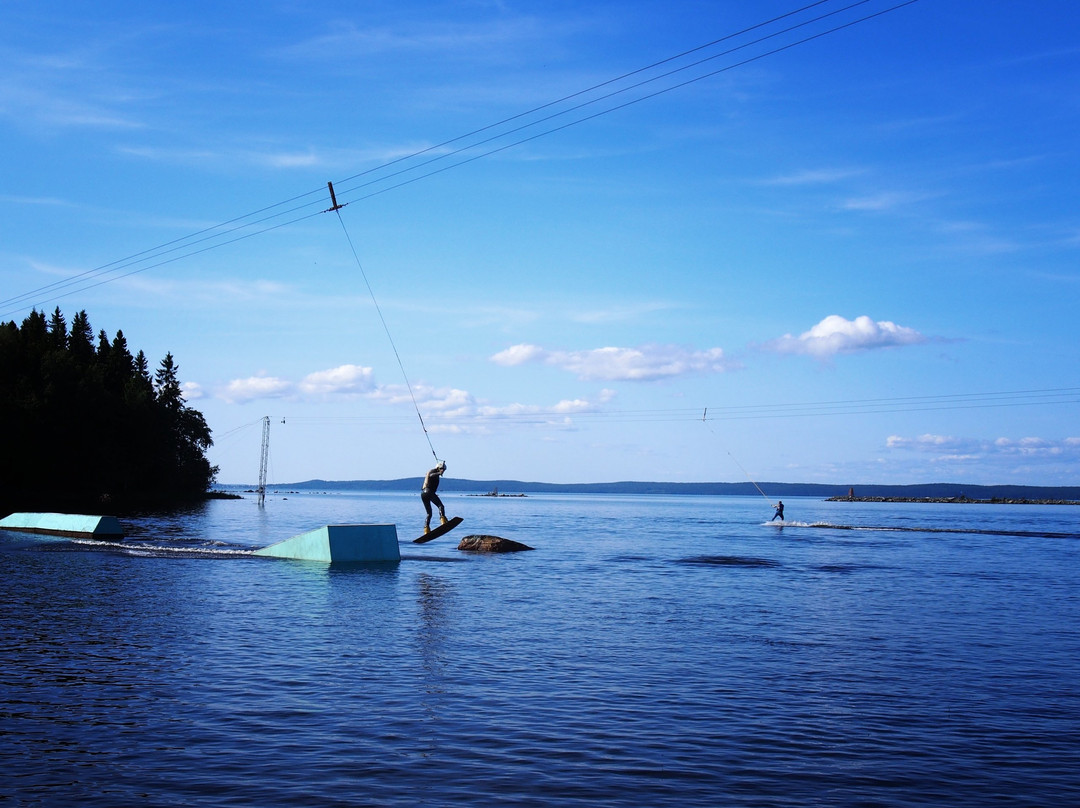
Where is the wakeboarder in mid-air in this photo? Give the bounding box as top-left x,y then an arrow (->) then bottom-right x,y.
421,460 -> 448,535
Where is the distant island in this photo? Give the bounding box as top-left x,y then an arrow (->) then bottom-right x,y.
232,478 -> 1080,503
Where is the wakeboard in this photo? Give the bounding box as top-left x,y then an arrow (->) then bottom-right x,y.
412,516 -> 463,544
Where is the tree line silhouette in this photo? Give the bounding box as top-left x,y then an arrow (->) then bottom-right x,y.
0,308 -> 217,513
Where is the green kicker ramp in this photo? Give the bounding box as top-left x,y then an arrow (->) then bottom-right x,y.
0,512 -> 124,539
253,524 -> 400,563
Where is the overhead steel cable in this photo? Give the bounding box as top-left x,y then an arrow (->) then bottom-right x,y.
7,2 -> 855,313
329,0 -> 900,204
330,0 -> 845,190
332,204 -> 440,462
234,387 -> 1079,431
333,0 -> 922,208
3,0 -> 922,316
1,208 -> 328,318
0,189 -> 329,313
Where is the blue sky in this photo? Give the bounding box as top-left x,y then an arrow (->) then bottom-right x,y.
3,0 -> 1078,486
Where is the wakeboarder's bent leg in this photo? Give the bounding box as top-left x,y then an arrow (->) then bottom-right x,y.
421,492 -> 434,534
432,492 -> 447,525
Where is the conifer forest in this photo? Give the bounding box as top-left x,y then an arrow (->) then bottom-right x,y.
0,308 -> 217,513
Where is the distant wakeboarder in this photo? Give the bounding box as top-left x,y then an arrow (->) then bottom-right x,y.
771,501 -> 785,522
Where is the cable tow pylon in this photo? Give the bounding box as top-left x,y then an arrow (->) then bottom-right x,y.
325,181 -> 346,213
327,183 -> 439,463
257,415 -> 270,507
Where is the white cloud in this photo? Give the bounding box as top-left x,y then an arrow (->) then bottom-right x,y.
222,364 -> 378,403
118,275 -> 294,303
280,17 -> 550,61
216,362 -> 619,433
220,375 -> 293,404
115,145 -> 217,163
472,393 -> 613,433
180,381 -> 204,401
455,303 -> 542,331
888,433 -> 1080,460
761,168 -> 863,186
0,194 -> 73,207
992,437 -> 1068,456
841,191 -> 931,211
119,142 -> 398,173
491,344 -> 546,366
299,364 -> 375,396
478,397 -> 599,418
261,151 -> 321,169
569,301 -> 677,324
2,87 -> 143,130
765,315 -> 927,359
491,343 -> 733,381
363,382 -> 613,433
0,47 -> 146,131
416,385 -> 476,417
886,434 -> 960,450
369,383 -> 476,417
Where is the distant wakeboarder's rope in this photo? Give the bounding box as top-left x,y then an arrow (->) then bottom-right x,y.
333,208 -> 440,462
703,407 -> 774,503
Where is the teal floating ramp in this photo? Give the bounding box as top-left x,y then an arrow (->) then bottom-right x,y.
253,524 -> 400,563
0,512 -> 124,539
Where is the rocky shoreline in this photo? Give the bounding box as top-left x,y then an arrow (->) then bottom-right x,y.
466,488 -> 528,498
826,496 -> 1079,505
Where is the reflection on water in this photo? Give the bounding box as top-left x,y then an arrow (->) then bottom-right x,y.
415,570 -> 454,753
416,572 -> 453,682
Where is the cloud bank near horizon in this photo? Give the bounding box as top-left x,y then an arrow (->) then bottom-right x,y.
887,433 -> 1080,464
212,363 -> 614,430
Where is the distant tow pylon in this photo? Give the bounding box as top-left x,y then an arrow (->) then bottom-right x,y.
257,415 -> 270,506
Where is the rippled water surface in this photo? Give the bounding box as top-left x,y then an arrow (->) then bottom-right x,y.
2,493 -> 1079,806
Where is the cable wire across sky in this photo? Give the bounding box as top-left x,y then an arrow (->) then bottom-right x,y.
0,0 -> 922,320
215,387 -> 1079,431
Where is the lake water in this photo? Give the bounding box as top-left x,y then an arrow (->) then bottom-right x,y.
2,492 -> 1078,806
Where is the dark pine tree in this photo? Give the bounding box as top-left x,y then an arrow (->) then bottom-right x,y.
0,310 -> 218,513
48,307 -> 68,351
153,352 -> 217,499
68,310 -> 94,363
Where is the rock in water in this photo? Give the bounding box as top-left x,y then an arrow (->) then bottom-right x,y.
457,534 -> 534,553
